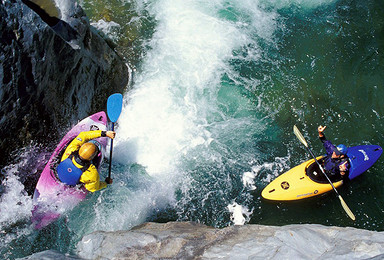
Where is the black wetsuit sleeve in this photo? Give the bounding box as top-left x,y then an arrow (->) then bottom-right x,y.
101,131 -> 107,137
319,134 -> 327,143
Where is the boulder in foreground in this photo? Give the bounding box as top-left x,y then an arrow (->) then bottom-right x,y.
76,222 -> 384,259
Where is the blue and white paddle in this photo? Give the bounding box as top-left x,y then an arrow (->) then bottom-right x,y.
106,93 -> 123,182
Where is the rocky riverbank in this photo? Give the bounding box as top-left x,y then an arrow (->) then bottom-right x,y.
20,221 -> 384,259
0,0 -> 129,167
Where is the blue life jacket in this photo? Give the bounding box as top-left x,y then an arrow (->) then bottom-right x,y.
57,155 -> 88,186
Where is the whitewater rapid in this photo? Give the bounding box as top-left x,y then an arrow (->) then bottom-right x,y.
0,0 -> 347,254
88,0 -> 340,229
109,0 -> 274,227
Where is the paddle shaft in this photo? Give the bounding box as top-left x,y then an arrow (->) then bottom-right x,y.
293,125 -> 355,220
108,122 -> 115,180
304,145 -> 340,196
293,125 -> 340,194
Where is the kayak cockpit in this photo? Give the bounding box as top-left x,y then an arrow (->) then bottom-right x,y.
49,134 -> 103,185
306,158 -> 343,184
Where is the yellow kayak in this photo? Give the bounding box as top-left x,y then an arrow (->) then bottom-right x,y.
261,156 -> 343,201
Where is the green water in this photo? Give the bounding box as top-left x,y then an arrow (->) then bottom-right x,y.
2,0 -> 384,258
80,0 -> 384,230
247,1 -> 384,228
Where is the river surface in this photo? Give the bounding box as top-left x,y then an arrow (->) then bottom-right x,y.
1,0 -> 384,258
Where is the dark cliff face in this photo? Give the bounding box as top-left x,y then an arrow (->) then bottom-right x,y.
0,0 -> 129,167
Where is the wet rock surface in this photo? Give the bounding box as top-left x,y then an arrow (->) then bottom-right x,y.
20,221 -> 384,259
74,222 -> 384,259
0,0 -> 129,167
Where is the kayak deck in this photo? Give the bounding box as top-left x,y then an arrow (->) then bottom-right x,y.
261,157 -> 343,201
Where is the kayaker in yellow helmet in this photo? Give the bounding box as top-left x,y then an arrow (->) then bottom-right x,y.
57,130 -> 115,192
318,125 -> 350,180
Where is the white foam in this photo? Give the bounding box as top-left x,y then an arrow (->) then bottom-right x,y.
108,0 -> 283,230
0,170 -> 32,226
261,0 -> 337,10
53,0 -> 77,21
91,19 -> 121,42
242,171 -> 257,191
0,163 -> 34,249
227,202 -> 252,225
242,154 -> 291,185
112,0 -> 283,172
114,0 -> 256,175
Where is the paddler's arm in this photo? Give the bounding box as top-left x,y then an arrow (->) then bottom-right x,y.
77,130 -> 107,143
318,125 -> 336,155
61,130 -> 115,161
318,125 -> 327,142
80,165 -> 107,192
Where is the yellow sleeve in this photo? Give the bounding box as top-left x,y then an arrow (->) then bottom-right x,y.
79,164 -> 108,192
61,130 -> 103,161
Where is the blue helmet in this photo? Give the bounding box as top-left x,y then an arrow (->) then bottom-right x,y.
335,144 -> 348,155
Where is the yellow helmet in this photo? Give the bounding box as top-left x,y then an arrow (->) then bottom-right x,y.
78,142 -> 98,161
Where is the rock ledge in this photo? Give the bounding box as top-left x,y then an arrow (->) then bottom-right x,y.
73,222 -> 384,259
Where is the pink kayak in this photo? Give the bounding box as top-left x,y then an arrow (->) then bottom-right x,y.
32,111 -> 108,229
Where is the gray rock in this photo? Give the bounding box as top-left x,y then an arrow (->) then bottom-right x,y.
0,0 -> 129,167
76,222 -> 384,259
17,249 -> 81,260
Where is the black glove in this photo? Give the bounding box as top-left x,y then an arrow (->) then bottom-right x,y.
105,177 -> 113,184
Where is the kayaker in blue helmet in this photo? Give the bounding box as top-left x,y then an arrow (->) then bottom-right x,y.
318,125 -> 350,180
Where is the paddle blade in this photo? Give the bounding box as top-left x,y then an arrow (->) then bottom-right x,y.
338,195 -> 356,221
107,93 -> 123,123
293,125 -> 308,148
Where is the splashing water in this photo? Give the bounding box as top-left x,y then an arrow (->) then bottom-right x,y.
228,202 -> 253,225
110,0 -> 281,228
2,0 -> 384,258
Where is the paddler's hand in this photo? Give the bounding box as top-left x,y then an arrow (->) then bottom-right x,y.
318,125 -> 326,137
106,131 -> 116,139
105,177 -> 113,184
339,161 -> 348,172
